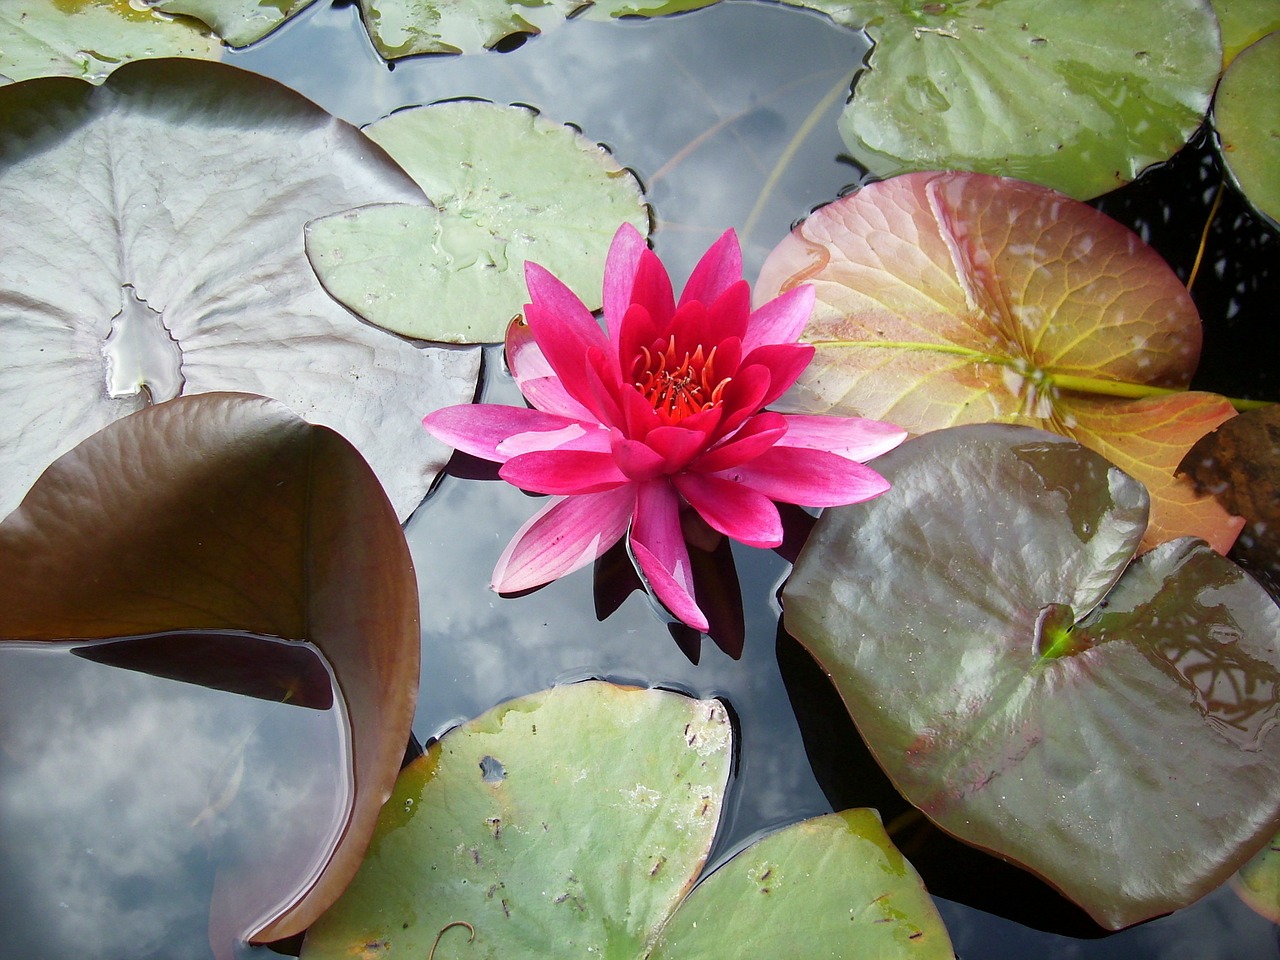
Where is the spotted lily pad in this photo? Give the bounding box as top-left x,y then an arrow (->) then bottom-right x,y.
0,393 -> 422,948
359,0 -> 583,57
0,0 -> 220,82
783,424 -> 1280,930
784,0 -> 1220,199
1214,31 -> 1280,226
0,58 -> 480,521
301,682 -> 952,959
306,100 -> 647,343
755,170 -> 1242,552
154,0 -> 320,47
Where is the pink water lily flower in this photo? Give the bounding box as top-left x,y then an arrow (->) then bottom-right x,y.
424,223 -> 905,631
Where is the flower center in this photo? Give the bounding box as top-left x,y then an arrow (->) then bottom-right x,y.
633,339 -> 731,424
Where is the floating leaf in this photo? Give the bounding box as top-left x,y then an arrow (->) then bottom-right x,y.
1233,828 -> 1280,923
783,0 -> 1220,199
1214,31 -> 1280,226
581,0 -> 721,20
1179,403 -> 1280,589
1211,0 -> 1280,64
306,100 -> 647,343
0,0 -> 221,82
0,58 -> 480,521
154,0 -> 320,47
359,0 -> 582,57
783,423 -> 1280,930
0,393 -> 422,948
755,170 -> 1242,552
302,682 -> 952,959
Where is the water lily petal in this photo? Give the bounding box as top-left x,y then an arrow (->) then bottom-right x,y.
706,281 -> 751,346
741,341 -> 816,408
775,414 -> 907,462
525,262 -> 610,410
680,228 -> 742,308
506,319 -> 597,421
500,449 -> 630,495
424,405 -> 589,462
644,425 -> 710,474
630,248 -> 676,330
618,382 -> 662,439
742,284 -> 816,353
668,300 -> 710,357
693,411 -> 788,473
612,435 -> 666,481
603,222 -> 648,342
674,472 -> 783,548
715,364 -> 772,439
717,446 -> 891,507
618,302 -> 662,381
631,480 -> 708,631
492,488 -> 634,593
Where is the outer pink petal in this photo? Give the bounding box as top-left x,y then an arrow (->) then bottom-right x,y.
716,445 -> 890,507
673,472 -> 783,548
692,411 -> 787,473
424,405 -> 585,463
604,223 -> 649,342
741,284 -> 815,353
500,449 -> 630,495
525,263 -> 611,410
492,488 -> 634,593
630,249 -> 675,330
630,480 -> 708,631
774,414 -> 907,462
739,342 -> 815,408
517,376 -> 598,421
506,318 -> 597,421
680,229 -> 742,308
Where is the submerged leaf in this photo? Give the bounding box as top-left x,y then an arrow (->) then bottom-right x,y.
154,0 -> 320,47
307,100 -> 647,343
784,424 -> 1280,930
0,0 -> 221,83
0,393 -> 421,947
0,58 -> 479,521
302,682 -> 951,959
755,170 -> 1242,551
1213,31 -> 1280,226
784,0 -> 1220,198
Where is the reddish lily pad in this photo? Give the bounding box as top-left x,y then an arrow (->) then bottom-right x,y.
0,393 -> 421,948
755,170 -> 1243,552
0,58 -> 480,522
783,423 -> 1280,930
785,0 -> 1220,199
302,682 -> 952,959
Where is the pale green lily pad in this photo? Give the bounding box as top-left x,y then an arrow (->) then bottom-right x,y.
306,100 -> 647,343
1214,31 -> 1280,225
0,0 -> 221,83
1211,0 -> 1280,64
154,0 -> 319,47
301,682 -> 952,959
784,423 -> 1280,929
1233,828 -> 1280,923
359,0 -> 582,57
581,0 -> 721,20
787,0 -> 1220,199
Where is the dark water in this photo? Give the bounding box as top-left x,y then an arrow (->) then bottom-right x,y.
0,634 -> 349,960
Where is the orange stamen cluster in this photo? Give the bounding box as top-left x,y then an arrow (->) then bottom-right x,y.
633,339 -> 731,424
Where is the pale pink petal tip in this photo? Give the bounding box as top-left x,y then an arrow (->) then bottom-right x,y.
491,489 -> 633,593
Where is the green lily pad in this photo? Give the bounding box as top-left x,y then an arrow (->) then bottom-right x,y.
1211,0 -> 1280,64
302,682 -> 952,959
0,393 -> 422,947
783,423 -> 1280,930
0,58 -> 480,521
1233,828 -> 1280,922
154,0 -> 320,47
581,0 -> 721,20
359,0 -> 583,57
1214,31 -> 1280,226
755,170 -> 1242,553
306,100 -> 647,343
0,0 -> 221,83
785,0 -> 1220,199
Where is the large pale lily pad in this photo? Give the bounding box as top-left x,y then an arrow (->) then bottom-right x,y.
302,682 -> 952,959
755,170 -> 1242,552
155,0 -> 320,47
0,393 -> 422,947
1214,31 -> 1280,226
359,0 -> 582,57
786,0 -> 1220,199
0,0 -> 221,82
1211,0 -> 1280,64
306,100 -> 647,343
783,424 -> 1280,930
0,58 -> 480,521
